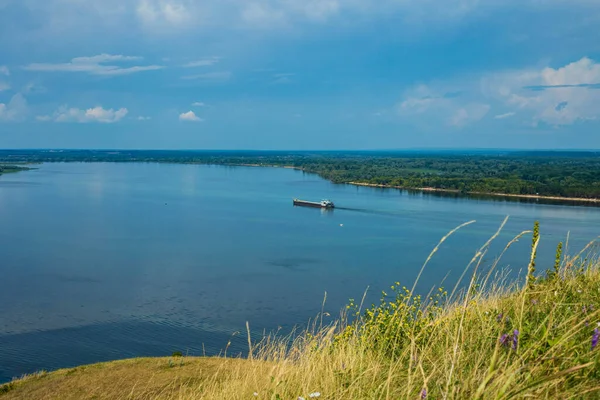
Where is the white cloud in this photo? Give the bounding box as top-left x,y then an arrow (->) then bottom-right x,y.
450,104 -> 491,127
38,106 -> 129,123
241,3 -> 287,27
23,54 -> 163,76
540,57 -> 600,86
482,57 -> 600,125
399,57 -> 600,128
66,0 -> 483,31
5,0 -> 599,39
0,93 -> 28,121
181,71 -> 231,81
0,66 -> 9,76
234,0 -> 499,28
137,116 -> 152,120
73,54 -> 142,64
398,84 -> 490,128
136,0 -> 192,25
179,110 -> 202,121
0,82 -> 10,91
183,57 -> 220,68
494,112 -> 516,119
191,102 -> 205,106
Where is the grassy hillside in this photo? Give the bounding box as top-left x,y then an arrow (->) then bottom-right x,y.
2,222 -> 600,399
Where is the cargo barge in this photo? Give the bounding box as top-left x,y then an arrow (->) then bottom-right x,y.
293,199 -> 335,209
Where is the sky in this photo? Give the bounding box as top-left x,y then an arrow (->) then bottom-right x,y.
0,0 -> 599,150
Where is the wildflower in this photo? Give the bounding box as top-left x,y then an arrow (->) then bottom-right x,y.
496,313 -> 504,323
298,397 -> 306,400
420,388 -> 427,399
253,393 -> 258,397
592,328 -> 599,350
499,334 -> 509,347
512,329 -> 520,350
531,299 -> 538,305
309,393 -> 321,398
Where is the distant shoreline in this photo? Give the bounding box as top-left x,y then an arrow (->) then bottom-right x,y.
4,160 -> 599,204
231,164 -> 600,204
347,181 -> 600,204
0,165 -> 33,176
236,163 -> 300,170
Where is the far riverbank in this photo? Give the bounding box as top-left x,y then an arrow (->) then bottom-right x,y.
231,163 -> 600,205
347,181 -> 600,204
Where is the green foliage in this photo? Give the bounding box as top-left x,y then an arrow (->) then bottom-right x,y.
337,284 -> 447,356
528,220 -> 540,289
172,351 -> 183,357
551,242 -> 564,279
2,150 -> 600,199
0,164 -> 30,175
0,382 -> 15,394
331,226 -> 600,398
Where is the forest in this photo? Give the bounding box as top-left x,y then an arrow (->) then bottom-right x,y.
1,149 -> 599,199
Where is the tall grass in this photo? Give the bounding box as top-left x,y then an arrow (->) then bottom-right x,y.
172,221 -> 600,399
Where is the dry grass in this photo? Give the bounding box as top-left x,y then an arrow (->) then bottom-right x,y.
3,222 -> 600,399
0,357 -> 260,400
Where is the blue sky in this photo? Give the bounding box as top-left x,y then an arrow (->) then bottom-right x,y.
0,0 -> 599,150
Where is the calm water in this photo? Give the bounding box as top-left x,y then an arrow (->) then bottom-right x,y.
1,163 -> 599,382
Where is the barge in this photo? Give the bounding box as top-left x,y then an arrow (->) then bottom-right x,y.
293,199 -> 335,209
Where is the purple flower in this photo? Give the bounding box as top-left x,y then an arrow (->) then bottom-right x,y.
499,334 -> 509,347
420,388 -> 427,399
512,330 -> 519,350
592,328 -> 599,350
531,299 -> 538,305
496,313 -> 504,323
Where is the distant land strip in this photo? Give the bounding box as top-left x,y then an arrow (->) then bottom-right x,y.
347,182 -> 600,203
1,150 -> 600,204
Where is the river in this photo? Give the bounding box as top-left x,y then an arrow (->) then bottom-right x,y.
1,162 -> 598,382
